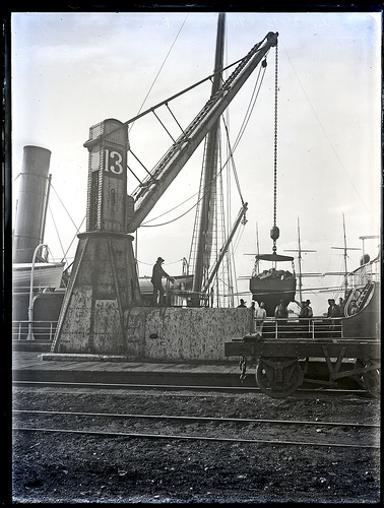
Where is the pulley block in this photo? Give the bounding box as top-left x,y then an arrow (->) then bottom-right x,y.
270,225 -> 280,242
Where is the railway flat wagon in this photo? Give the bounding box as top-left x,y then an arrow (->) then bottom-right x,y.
225,260 -> 380,399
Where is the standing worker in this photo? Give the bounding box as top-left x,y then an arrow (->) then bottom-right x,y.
274,299 -> 288,319
306,300 -> 313,318
255,301 -> 267,336
274,299 -> 288,325
299,301 -> 308,319
327,299 -> 339,317
327,298 -> 341,333
151,257 -> 175,306
249,301 -> 256,332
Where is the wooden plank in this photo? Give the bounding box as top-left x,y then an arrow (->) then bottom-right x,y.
225,341 -> 380,359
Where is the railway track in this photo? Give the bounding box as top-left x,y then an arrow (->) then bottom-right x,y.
13,408 -> 379,449
14,408 -> 379,428
13,427 -> 379,449
12,380 -> 370,398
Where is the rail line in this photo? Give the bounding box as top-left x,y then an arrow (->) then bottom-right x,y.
12,380 -> 370,398
13,426 -> 379,449
13,409 -> 380,429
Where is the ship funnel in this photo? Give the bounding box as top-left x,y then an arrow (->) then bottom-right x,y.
13,145 -> 52,263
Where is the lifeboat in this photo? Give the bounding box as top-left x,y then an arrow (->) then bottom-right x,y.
249,253 -> 296,316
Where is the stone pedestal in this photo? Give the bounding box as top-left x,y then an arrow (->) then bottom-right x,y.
51,231 -> 140,354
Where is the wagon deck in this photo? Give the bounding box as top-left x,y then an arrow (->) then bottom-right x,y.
224,317 -> 380,398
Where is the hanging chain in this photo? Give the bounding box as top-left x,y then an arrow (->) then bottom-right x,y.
273,40 -> 278,230
270,39 -> 279,254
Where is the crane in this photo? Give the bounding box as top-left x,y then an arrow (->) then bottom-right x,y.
52,30 -> 279,353
125,31 -> 278,233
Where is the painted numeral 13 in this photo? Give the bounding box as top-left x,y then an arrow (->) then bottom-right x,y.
104,149 -> 123,175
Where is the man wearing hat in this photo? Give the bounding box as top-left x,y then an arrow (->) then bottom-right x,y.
306,299 -> 313,318
151,257 -> 175,306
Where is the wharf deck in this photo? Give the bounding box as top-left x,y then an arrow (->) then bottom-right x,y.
13,351 -> 239,373
12,351 -> 245,386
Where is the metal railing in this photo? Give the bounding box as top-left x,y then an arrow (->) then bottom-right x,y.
255,317 -> 343,340
348,257 -> 380,288
12,321 -> 58,342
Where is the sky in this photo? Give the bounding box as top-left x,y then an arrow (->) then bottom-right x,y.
11,11 -> 382,314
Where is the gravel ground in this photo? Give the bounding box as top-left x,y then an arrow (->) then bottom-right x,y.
12,387 -> 381,503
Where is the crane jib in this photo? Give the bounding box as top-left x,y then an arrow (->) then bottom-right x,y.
126,32 -> 278,233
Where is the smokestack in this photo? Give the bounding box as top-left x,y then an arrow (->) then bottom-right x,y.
13,145 -> 52,263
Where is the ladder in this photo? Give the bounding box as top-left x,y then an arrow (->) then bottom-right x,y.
356,281 -> 373,310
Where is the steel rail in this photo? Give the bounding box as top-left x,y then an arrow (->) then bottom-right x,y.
13,409 -> 380,429
11,380 -> 263,392
12,380 -> 369,397
13,427 -> 379,449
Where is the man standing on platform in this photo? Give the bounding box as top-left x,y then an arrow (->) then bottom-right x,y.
306,300 -> 313,318
151,257 -> 175,306
274,299 -> 288,325
255,301 -> 267,336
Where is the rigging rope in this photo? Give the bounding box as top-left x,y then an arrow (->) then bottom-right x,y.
187,136 -> 208,268
50,183 -> 80,231
110,53 -> 254,138
284,48 -> 369,214
141,57 -> 269,228
48,204 -> 67,263
141,199 -> 199,227
129,15 -> 189,134
232,59 -> 267,150
142,191 -> 197,224
136,257 -> 184,266
60,215 -> 85,264
221,117 -> 244,205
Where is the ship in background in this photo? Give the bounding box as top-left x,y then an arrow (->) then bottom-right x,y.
12,145 -> 194,342
12,145 -> 66,341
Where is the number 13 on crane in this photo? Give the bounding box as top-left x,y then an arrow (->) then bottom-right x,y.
104,148 -> 124,175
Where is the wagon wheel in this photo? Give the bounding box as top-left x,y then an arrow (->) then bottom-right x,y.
355,359 -> 380,398
255,357 -> 304,399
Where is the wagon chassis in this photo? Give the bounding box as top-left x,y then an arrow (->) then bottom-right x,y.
227,336 -> 380,399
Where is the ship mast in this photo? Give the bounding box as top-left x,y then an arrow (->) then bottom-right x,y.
331,213 -> 360,298
284,217 -> 316,303
191,13 -> 226,305
256,222 -> 260,257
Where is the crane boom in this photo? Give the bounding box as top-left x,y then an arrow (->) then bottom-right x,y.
127,31 -> 278,233
201,202 -> 248,294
